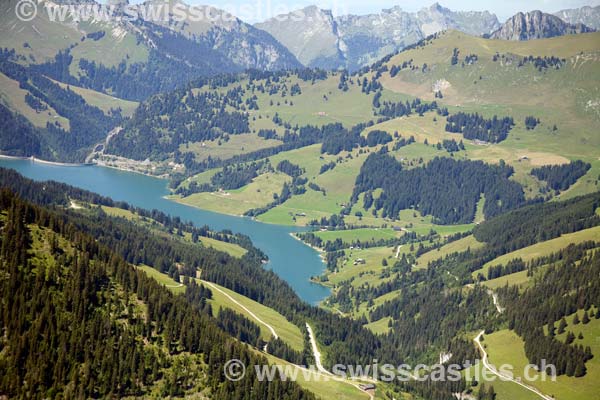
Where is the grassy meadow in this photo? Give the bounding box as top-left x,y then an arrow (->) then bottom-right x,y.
482,316 -> 600,400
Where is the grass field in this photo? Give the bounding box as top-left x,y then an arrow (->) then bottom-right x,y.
136,265 -> 304,351
69,24 -> 148,70
395,209 -> 475,236
381,30 -> 600,111
180,133 -> 282,162
253,74 -> 377,127
364,317 -> 392,335
174,172 -> 291,216
364,114 -> 464,146
313,228 -> 402,246
0,72 -> 70,130
416,235 -> 484,268
197,236 -> 247,258
177,35 -> 600,229
101,205 -> 140,221
378,31 -> 600,168
137,264 -> 186,294
259,352 -> 375,400
481,270 -> 533,290
199,279 -> 304,351
483,320 -> 600,400
256,144 -> 371,225
239,138 -> 486,232
101,205 -> 247,258
177,168 -> 220,189
462,362 -> 540,400
0,3 -> 148,68
360,113 -> 581,201
324,246 -> 404,289
0,3 -> 84,63
52,79 -> 138,117
472,226 -> 600,279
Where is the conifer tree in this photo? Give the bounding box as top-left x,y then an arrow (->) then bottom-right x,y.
557,317 -> 567,334
582,311 -> 590,324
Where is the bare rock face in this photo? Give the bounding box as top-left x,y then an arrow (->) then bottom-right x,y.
134,0 -> 302,71
256,2 -> 501,71
416,2 -> 500,37
491,10 -> 594,41
255,6 -> 344,70
554,6 -> 600,30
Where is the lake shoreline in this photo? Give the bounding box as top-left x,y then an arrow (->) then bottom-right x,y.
169,194 -> 309,228
0,158 -> 332,305
93,160 -> 171,179
0,154 -> 92,167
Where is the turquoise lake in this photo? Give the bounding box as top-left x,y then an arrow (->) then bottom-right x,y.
0,158 -> 330,305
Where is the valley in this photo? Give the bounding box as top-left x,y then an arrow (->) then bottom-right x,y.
1,1 -> 600,399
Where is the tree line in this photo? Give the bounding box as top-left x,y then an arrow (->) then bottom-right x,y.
0,189 -> 315,399
0,169 -> 428,383
445,112 -> 514,143
531,160 -> 591,192
352,153 -> 525,224
0,50 -> 121,162
499,247 -> 599,377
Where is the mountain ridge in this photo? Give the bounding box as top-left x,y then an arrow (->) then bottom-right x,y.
0,0 -> 301,100
255,2 -> 501,70
491,10 -> 594,40
554,5 -> 600,30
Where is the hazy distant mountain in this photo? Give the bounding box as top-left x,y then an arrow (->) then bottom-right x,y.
254,6 -> 344,70
0,0 -> 301,97
554,5 -> 600,30
491,10 -> 594,41
255,3 -> 500,70
135,0 -> 302,72
415,3 -> 500,36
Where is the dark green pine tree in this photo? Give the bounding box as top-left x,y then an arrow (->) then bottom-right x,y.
548,322 -> 556,337
477,384 -> 487,400
582,311 -> 590,324
574,361 -> 586,378
557,317 -> 567,334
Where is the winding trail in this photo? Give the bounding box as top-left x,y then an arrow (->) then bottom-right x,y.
204,281 -> 278,340
306,323 -> 375,399
204,281 -> 373,399
165,283 -> 184,289
474,331 -> 553,400
306,323 -> 333,376
487,289 -> 505,314
395,245 -> 403,259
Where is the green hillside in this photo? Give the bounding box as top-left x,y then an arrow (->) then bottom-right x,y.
157,31 -> 600,238
1,168 -> 428,400
0,188 -> 315,399
1,15 -> 600,400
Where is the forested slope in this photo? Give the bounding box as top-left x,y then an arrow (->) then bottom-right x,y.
0,189 -> 314,399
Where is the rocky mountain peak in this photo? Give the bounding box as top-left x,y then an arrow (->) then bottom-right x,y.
491,10 -> 594,40
256,3 -> 500,70
554,5 -> 600,30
